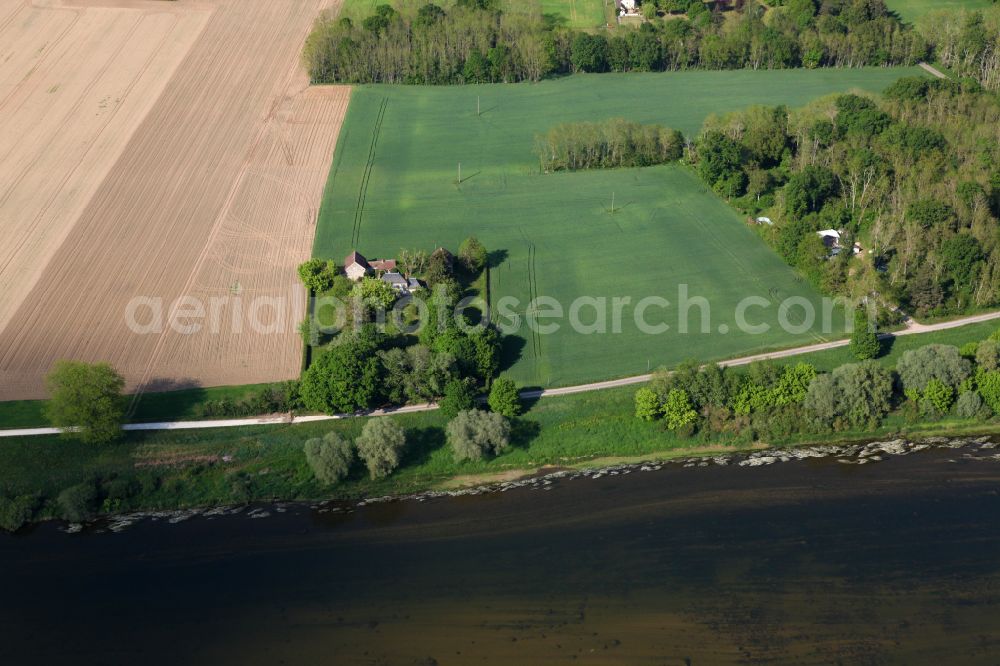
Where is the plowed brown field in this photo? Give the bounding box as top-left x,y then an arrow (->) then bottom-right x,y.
0,0 -> 348,400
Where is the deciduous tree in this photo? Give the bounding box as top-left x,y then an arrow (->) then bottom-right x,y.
45,361 -> 126,444
304,432 -> 354,484
356,418 -> 407,479
446,409 -> 511,462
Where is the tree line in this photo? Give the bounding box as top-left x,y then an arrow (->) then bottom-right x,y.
635,331 -> 1000,441
691,76 -> 1000,318
303,0 -> 927,85
535,118 -> 684,171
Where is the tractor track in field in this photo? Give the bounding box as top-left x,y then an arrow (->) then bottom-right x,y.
526,241 -> 543,364
351,96 -> 387,248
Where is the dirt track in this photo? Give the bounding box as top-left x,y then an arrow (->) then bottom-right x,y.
0,0 -> 348,400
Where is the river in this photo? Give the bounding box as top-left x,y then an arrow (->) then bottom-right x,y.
2,442 -> 1000,664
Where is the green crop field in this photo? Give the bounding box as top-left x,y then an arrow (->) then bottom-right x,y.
338,0 -> 609,29
314,68 -> 924,388
885,0 -> 993,23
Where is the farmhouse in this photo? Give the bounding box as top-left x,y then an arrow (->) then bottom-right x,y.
381,272 -> 423,294
344,250 -> 398,281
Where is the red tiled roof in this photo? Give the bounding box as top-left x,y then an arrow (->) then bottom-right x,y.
344,250 -> 369,269
370,259 -> 397,271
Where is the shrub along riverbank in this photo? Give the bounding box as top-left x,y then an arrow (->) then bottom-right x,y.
3,321 -> 1000,532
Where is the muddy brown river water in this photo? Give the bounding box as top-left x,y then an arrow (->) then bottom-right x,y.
2,444 -> 1000,664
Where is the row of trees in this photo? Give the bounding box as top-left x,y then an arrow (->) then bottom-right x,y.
535,118 -> 684,171
304,0 -> 926,85
302,380 -> 523,485
635,333 -> 1000,440
692,78 -> 1000,316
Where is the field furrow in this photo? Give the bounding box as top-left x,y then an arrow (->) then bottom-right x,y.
0,0 -> 347,400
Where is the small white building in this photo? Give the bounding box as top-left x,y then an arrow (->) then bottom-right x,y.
816,229 -> 841,248
618,0 -> 639,16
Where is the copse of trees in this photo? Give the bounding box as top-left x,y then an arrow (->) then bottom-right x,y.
896,344 -> 972,398
636,336 -> 1000,440
301,330 -> 383,414
304,0 -> 926,86
301,322 -> 496,416
693,78 -> 1000,316
536,119 -> 684,172
803,361 -> 893,430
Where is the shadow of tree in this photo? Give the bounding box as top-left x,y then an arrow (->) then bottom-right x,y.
401,425 -> 447,468
487,248 -> 509,269
879,334 -> 896,359
499,335 -> 527,372
518,386 -> 544,414
509,418 -> 541,450
141,377 -> 202,393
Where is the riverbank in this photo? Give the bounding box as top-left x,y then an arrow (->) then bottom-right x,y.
22,428 -> 1000,535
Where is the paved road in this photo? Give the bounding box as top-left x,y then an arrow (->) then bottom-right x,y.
5,310 -> 1000,439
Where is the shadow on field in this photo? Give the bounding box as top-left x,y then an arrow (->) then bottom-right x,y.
400,426 -> 447,467
487,249 -> 508,268
510,418 -> 541,450
499,335 -> 527,372
131,378 -> 205,422
142,377 -> 202,393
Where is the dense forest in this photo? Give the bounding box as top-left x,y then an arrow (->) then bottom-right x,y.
303,0 -> 929,84
692,76 -> 1000,317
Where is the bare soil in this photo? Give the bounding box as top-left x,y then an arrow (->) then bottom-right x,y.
0,0 -> 349,400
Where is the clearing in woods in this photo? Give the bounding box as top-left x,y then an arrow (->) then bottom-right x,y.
884,0 -> 994,23
0,0 -> 350,401
314,68 -> 925,389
